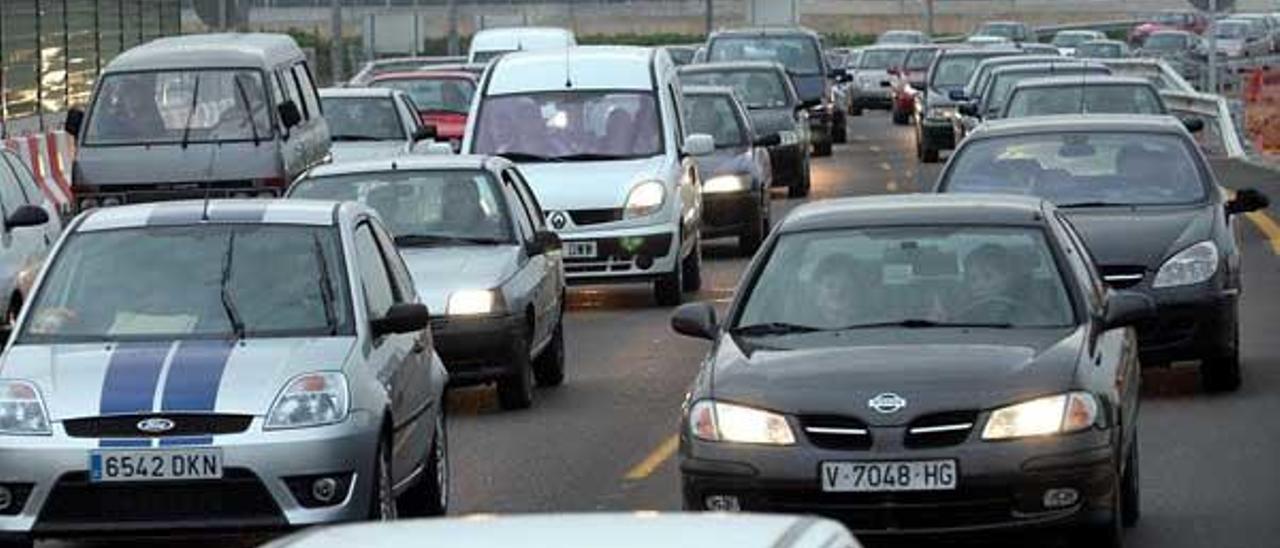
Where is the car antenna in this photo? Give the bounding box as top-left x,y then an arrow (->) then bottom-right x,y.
202,197 -> 211,222
564,47 -> 574,89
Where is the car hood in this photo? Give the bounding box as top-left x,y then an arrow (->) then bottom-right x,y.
747,108 -> 801,137
515,156 -> 668,211
3,338 -> 357,420
399,245 -> 522,312
330,141 -> 410,163
708,328 -> 1082,426
694,148 -> 754,178
1060,205 -> 1213,268
74,142 -> 282,187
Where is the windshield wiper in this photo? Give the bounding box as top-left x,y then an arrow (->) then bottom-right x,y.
1058,201 -> 1127,209
220,232 -> 246,340
312,233 -> 338,336
330,134 -> 390,142
497,152 -> 564,163
394,234 -> 506,247
730,322 -> 824,336
180,73 -> 202,150
232,75 -> 260,147
835,319 -> 1013,329
553,153 -> 635,162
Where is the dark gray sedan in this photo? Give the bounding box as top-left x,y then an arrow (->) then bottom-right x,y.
290,155 -> 566,410
936,115 -> 1269,392
672,194 -> 1151,544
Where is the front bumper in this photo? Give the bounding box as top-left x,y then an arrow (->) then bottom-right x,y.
559,225 -> 679,284
701,190 -> 757,238
1133,285 -> 1237,365
431,313 -> 523,383
681,428 -> 1117,536
852,88 -> 894,109
0,412 -> 380,539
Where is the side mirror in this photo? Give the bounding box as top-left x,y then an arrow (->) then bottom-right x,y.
671,302 -> 718,339
797,98 -> 822,112
65,107 -> 85,139
754,133 -> 782,148
530,230 -> 561,255
958,102 -> 979,116
370,302 -> 431,338
683,133 -> 716,157
1180,116 -> 1205,133
278,100 -> 303,129
1226,188 -> 1270,215
948,89 -> 968,101
4,205 -> 49,230
1101,290 -> 1156,330
413,124 -> 437,142
829,68 -> 850,82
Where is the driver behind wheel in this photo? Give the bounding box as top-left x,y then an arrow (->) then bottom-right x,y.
954,243 -> 1026,324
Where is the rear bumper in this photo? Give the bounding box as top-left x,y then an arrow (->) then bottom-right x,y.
701,191 -> 757,238
432,313 -> 523,383
920,117 -> 957,150
1134,286 -> 1236,365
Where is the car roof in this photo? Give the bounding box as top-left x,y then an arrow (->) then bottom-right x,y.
680,61 -> 787,73
779,194 -> 1049,234
105,33 -> 303,72
1150,29 -> 1195,36
1081,39 -> 1126,45
862,44 -> 917,51
319,87 -> 398,99
975,54 -> 1066,69
372,70 -> 478,81
990,61 -> 1108,75
711,27 -> 823,39
472,27 -> 573,41
968,114 -> 1189,139
1012,75 -> 1154,89
303,154 -> 508,179
937,46 -> 1023,58
75,200 -> 346,232
488,46 -> 656,94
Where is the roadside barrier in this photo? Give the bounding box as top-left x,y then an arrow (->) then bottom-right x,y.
1243,67 -> 1280,156
2,132 -> 74,208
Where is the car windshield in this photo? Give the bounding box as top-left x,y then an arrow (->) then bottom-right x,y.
471,50 -> 513,63
931,56 -> 981,88
321,97 -> 405,141
1153,13 -> 1188,25
1079,43 -> 1123,57
860,49 -> 909,70
685,95 -> 748,148
372,76 -> 475,114
84,70 -> 273,146
21,225 -> 351,343
878,32 -> 921,44
984,68 -> 1107,113
708,36 -> 823,75
1053,33 -> 1095,47
905,49 -> 938,70
290,170 -> 514,244
977,23 -> 1020,38
682,70 -> 791,109
1005,85 -> 1165,117
1215,23 -> 1249,39
734,226 -> 1075,336
943,132 -> 1208,206
1145,33 -> 1187,51
472,91 -> 662,159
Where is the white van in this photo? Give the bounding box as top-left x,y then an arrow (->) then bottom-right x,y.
462,46 -> 714,305
468,27 -> 577,64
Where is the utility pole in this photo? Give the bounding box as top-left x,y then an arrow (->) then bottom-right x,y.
924,0 -> 935,38
412,0 -> 421,56
447,0 -> 459,56
1207,0 -> 1218,93
705,0 -> 714,35
219,0 -> 228,31
330,0 -> 343,85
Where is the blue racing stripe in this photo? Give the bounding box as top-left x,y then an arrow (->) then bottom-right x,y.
100,439 -> 152,448
98,342 -> 171,448
159,436 -> 214,447
161,339 -> 236,414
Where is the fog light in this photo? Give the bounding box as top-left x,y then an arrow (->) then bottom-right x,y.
0,486 -> 11,512
100,197 -> 121,207
312,477 -> 338,503
634,254 -> 654,270
704,495 -> 740,511
1043,488 -> 1079,509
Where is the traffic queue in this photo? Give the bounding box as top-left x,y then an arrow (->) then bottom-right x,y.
0,16 -> 1269,548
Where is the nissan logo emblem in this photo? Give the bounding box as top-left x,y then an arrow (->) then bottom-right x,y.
548,211 -> 568,230
867,393 -> 907,414
136,417 -> 176,434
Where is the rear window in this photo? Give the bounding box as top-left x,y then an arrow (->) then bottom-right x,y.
708,36 -> 824,75
372,76 -> 475,114
931,55 -> 981,88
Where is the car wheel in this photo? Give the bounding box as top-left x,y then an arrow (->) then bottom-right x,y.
681,237 -> 703,293
397,407 -> 448,517
1074,474 -> 1124,548
921,142 -> 941,163
1201,316 -> 1241,393
532,314 -> 566,387
738,192 -> 767,256
369,435 -> 398,521
496,330 -> 534,410
1121,433 -> 1141,527
654,255 -> 684,307
813,138 -> 833,157
789,156 -> 812,198
833,118 -> 848,143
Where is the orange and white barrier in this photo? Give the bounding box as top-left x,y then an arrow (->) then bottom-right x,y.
1243,68 -> 1280,156
2,131 -> 75,207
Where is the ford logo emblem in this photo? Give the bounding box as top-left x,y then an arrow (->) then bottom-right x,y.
136,417 -> 176,434
868,393 -> 907,414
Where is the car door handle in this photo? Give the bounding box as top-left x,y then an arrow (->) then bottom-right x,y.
412,341 -> 426,354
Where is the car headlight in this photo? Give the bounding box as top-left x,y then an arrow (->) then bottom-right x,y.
447,289 -> 505,316
265,372 -> 349,430
689,400 -> 795,446
1152,241 -> 1218,289
624,180 -> 666,219
0,380 -> 51,435
982,392 -> 1098,441
926,106 -> 958,119
703,174 -> 750,194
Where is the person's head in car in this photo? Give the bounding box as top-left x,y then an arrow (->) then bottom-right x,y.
962,243 -> 1021,304
440,177 -> 488,234
103,74 -> 165,139
808,253 -> 880,327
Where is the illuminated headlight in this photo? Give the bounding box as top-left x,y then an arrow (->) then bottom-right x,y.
703,174 -> 750,194
265,372 -> 349,430
926,106 -> 959,119
446,289 -> 504,316
0,380 -> 51,435
1152,241 -> 1218,288
982,392 -> 1098,441
689,400 -> 795,446
624,181 -> 666,219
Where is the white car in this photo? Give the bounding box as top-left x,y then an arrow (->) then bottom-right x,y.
467,27 -> 576,64
463,46 -> 714,306
319,88 -> 436,163
261,513 -> 863,548
1051,29 -> 1106,56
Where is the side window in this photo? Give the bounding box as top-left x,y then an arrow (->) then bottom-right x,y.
294,62 -> 323,118
0,158 -> 27,214
1,153 -> 40,205
285,66 -> 310,120
370,219 -> 416,304
502,171 -> 536,243
353,223 -> 396,320
278,69 -> 303,116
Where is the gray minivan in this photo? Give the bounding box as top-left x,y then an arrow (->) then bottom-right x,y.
65,33 -> 330,212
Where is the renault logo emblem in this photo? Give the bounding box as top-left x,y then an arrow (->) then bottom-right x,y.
136,417 -> 176,434
868,393 -> 907,414
548,211 -> 568,230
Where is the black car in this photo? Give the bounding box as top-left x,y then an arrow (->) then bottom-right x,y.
672,194 -> 1151,544
916,46 -> 1025,163
703,27 -> 849,157
682,86 -> 779,254
936,115 -> 1270,391
682,62 -> 813,198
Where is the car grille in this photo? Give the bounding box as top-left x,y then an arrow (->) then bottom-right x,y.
799,415 -> 872,450
37,469 -> 283,528
904,411 -> 978,449
63,414 -> 254,438
1100,265 -> 1147,289
568,208 -> 624,226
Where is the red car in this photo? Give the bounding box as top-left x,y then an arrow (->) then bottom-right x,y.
888,46 -> 938,125
1129,10 -> 1209,46
369,70 -> 478,148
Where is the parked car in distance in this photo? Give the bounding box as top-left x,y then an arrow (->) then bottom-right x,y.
1212,19 -> 1271,59
369,71 -> 478,150
848,45 -> 911,115
1002,76 -> 1168,118
1129,10 -> 1209,46
259,513 -> 863,548
876,30 -> 930,45
290,156 -> 566,409
973,21 -> 1033,43
889,45 -> 939,125
1076,39 -> 1132,59
1052,30 -> 1107,56
319,88 -> 436,163
682,86 -> 775,254
467,27 -> 577,64
0,148 -> 58,336
348,55 -> 466,87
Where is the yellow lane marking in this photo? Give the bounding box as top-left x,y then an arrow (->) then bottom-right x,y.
624,435 -> 679,480
1245,210 -> 1280,255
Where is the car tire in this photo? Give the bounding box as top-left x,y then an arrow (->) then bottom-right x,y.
892,109 -> 909,125
1201,317 -> 1241,393
788,156 -> 812,198
921,142 -> 941,163
654,258 -> 684,307
496,330 -> 534,410
681,237 -> 703,293
368,435 -> 398,521
738,192 -> 768,256
1121,433 -> 1141,527
397,407 -> 448,517
532,315 -> 566,387
813,138 -> 833,157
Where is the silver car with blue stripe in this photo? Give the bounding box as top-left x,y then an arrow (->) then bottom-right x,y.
0,200 -> 450,545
